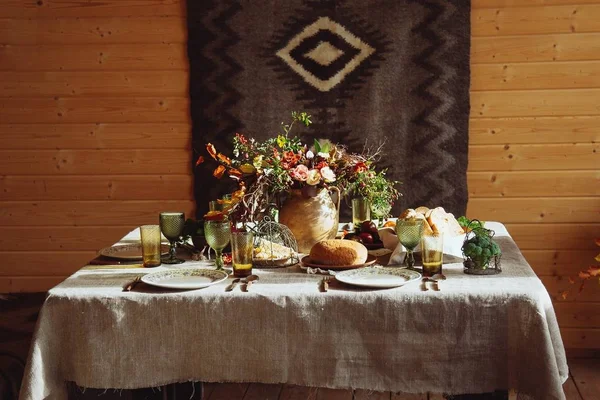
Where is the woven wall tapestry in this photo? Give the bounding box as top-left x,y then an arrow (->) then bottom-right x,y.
187,0 -> 471,219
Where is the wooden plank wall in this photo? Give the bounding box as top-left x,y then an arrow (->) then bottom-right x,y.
0,0 -> 598,350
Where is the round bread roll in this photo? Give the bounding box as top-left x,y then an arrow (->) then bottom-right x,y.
309,239 -> 368,266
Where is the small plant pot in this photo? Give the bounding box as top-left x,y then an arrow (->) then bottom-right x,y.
463,257 -> 501,275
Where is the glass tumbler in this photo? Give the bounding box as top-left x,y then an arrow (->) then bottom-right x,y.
140,225 -> 162,268
352,197 -> 371,232
421,232 -> 444,277
231,231 -> 254,278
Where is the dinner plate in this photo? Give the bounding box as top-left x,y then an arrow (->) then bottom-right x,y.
141,268 -> 228,290
300,254 -> 377,271
99,243 -> 169,260
335,267 -> 421,288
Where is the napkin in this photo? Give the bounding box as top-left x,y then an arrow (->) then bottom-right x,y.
378,227 -> 399,250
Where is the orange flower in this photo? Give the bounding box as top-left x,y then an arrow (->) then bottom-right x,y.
195,155 -> 205,167
315,161 -> 328,170
206,143 -> 218,160
217,153 -> 231,165
203,210 -> 226,221
228,168 -> 242,180
587,266 -> 600,276
213,165 -> 226,179
354,162 -> 368,173
579,271 -> 591,279
283,151 -> 300,167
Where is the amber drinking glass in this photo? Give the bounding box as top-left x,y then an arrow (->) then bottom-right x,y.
395,219 -> 424,269
140,225 -> 162,268
204,220 -> 231,270
159,212 -> 185,264
352,197 -> 371,232
231,231 -> 254,278
422,233 -> 444,277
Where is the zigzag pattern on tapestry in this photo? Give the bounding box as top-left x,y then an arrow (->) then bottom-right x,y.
408,0 -> 468,213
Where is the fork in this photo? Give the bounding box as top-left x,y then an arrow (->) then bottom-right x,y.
320,276 -> 331,292
122,276 -> 142,292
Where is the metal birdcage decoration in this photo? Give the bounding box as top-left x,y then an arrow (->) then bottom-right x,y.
462,219 -> 502,275
251,217 -> 300,268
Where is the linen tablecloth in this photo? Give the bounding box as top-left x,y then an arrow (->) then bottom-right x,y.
20,223 -> 568,400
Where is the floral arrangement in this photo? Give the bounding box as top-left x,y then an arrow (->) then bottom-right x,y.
196,111 -> 400,223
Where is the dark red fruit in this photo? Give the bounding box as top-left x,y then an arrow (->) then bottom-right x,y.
360,220 -> 378,234
371,230 -> 381,242
359,232 -> 374,244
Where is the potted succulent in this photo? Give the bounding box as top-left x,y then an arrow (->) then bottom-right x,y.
460,218 -> 502,274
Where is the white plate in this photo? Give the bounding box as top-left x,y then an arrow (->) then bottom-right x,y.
141,268 -> 228,290
335,267 -> 421,289
99,243 -> 169,260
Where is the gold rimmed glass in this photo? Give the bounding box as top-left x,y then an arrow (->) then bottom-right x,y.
395,219 -> 424,269
204,220 -> 231,270
159,212 -> 185,264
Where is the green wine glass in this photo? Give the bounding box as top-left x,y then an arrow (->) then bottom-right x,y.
395,219 -> 424,269
159,212 -> 186,264
204,220 -> 231,270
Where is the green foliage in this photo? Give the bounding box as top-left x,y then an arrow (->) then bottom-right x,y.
457,216 -> 484,230
359,170 -> 400,219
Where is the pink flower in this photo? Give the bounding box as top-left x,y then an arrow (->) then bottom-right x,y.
290,164 -> 309,181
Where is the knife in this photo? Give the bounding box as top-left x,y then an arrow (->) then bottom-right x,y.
225,278 -> 241,292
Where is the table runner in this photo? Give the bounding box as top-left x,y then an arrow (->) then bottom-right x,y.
20,223 -> 568,400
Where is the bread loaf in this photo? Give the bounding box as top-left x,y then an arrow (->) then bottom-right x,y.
309,239 -> 368,266
399,208 -> 434,236
426,207 -> 464,236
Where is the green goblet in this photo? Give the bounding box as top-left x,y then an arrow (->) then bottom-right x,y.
159,212 -> 186,264
395,219 -> 424,269
204,220 -> 231,270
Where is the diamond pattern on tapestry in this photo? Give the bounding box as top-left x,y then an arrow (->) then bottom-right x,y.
276,17 -> 375,92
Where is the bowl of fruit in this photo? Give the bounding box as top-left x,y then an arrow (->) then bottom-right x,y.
343,221 -> 385,249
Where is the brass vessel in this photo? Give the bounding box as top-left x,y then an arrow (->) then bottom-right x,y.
279,187 -> 340,253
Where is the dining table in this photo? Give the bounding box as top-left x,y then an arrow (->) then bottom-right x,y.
19,222 -> 568,400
